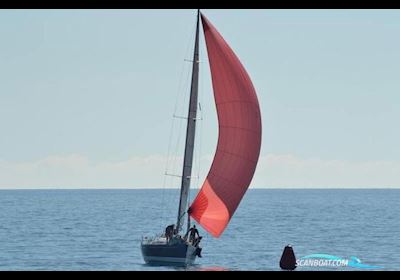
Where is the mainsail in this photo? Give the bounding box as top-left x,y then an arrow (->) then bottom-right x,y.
189,14 -> 262,237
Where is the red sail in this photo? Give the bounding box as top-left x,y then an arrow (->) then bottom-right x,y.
189,14 -> 262,237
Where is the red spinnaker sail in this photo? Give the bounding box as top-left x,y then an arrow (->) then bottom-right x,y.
189,14 -> 262,237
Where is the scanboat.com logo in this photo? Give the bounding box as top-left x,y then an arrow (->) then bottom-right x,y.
297,254 -> 383,269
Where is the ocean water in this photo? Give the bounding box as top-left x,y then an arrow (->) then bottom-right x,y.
0,189 -> 398,271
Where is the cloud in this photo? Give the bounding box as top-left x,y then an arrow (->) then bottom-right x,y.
254,154 -> 400,188
0,154 -> 399,189
0,154 -> 170,189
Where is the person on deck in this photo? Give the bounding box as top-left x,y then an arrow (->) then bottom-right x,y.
165,224 -> 175,243
187,224 -> 201,245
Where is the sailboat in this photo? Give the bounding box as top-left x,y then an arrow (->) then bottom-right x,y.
141,10 -> 262,266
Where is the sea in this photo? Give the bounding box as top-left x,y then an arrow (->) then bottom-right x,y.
0,189 -> 398,271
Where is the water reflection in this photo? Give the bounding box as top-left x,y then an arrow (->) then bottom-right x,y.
140,261 -> 230,271
187,265 -> 230,271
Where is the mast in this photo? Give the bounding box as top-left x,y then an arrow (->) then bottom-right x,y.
176,9 -> 200,233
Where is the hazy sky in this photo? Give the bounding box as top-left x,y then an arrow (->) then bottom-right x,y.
0,9 -> 399,189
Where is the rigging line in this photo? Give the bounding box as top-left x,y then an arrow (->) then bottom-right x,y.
161,103 -> 178,224
170,54 -> 192,189
168,15 -> 196,178
173,19 -> 197,118
164,22 -> 198,223
189,24 -> 205,213
188,34 -> 205,222
169,84 -> 187,210
161,64 -> 185,225
170,25 -> 195,180
196,37 -> 205,192
161,17 -> 197,226
197,37 -> 205,189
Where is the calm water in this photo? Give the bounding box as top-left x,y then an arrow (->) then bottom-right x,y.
0,189 -> 398,271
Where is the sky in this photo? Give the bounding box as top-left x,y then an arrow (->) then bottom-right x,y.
0,9 -> 399,189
